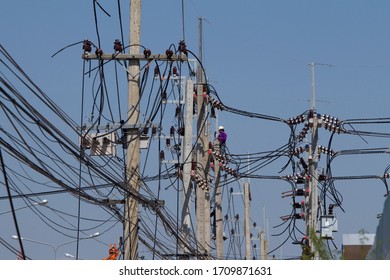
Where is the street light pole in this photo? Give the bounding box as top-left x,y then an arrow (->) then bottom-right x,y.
12,235 -> 56,259
64,253 -> 84,260
12,232 -> 99,259
0,200 -> 48,215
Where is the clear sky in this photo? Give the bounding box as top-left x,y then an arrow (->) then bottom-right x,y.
1,0 -> 390,260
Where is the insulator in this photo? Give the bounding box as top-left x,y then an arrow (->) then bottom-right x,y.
324,122 -> 329,129
143,48 -> 151,58
95,48 -> 103,56
296,176 -> 305,184
161,91 -> 167,101
191,161 -> 197,170
178,40 -> 187,54
324,114 -> 329,122
294,188 -> 307,196
208,142 -> 214,150
293,213 -> 304,219
159,150 -> 165,160
142,127 -> 149,135
172,66 -> 178,76
152,126 -> 157,136
211,107 -> 216,118
308,118 -> 314,127
166,138 -> 171,147
175,106 -> 181,118
318,174 -> 326,181
203,84 -> 208,94
113,39 -> 123,52
170,126 -> 175,137
92,137 -> 99,145
178,127 -> 185,136
83,40 -> 92,53
165,49 -> 173,59
292,202 -> 303,209
154,66 -> 159,77
328,204 -> 334,215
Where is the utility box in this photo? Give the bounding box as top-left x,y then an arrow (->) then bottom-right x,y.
80,132 -> 117,156
320,215 -> 338,239
140,135 -> 150,149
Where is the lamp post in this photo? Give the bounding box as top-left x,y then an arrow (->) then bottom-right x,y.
12,232 -> 99,259
64,253 -> 84,260
0,200 -> 48,215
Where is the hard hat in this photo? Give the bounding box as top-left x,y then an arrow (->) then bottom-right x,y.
218,125 -> 224,130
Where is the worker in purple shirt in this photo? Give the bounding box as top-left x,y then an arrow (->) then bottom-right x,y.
217,125 -> 227,154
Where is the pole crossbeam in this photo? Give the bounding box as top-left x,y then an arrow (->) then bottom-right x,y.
82,53 -> 188,62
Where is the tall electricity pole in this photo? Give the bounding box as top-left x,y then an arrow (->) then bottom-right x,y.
306,62 -> 319,256
214,138 -> 223,259
244,181 -> 251,260
196,17 -> 211,258
81,0 -> 189,260
181,79 -> 194,258
124,0 -> 141,260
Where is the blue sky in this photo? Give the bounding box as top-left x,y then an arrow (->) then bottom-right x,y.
1,0 -> 390,260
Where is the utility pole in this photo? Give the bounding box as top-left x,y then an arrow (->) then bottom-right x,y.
259,230 -> 268,260
181,79 -> 194,258
214,138 -> 223,259
244,181 -> 251,260
196,17 -> 211,258
124,0 -> 141,260
81,0 -> 189,260
306,62 -> 319,257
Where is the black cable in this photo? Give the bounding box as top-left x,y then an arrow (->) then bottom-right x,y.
0,146 -> 26,260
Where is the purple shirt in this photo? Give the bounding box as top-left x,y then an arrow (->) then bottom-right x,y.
218,131 -> 227,143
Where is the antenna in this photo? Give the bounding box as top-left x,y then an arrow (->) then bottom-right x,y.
310,62 -> 316,110
309,62 -> 333,110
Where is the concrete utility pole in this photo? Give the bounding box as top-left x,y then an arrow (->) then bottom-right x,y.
213,138 -> 223,259
259,230 -> 268,260
244,181 -> 251,260
196,17 -> 211,258
81,0 -> 189,260
306,63 -> 319,256
181,79 -> 194,257
124,0 -> 141,260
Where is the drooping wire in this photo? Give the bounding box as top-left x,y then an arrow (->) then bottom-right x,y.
0,146 -> 26,260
